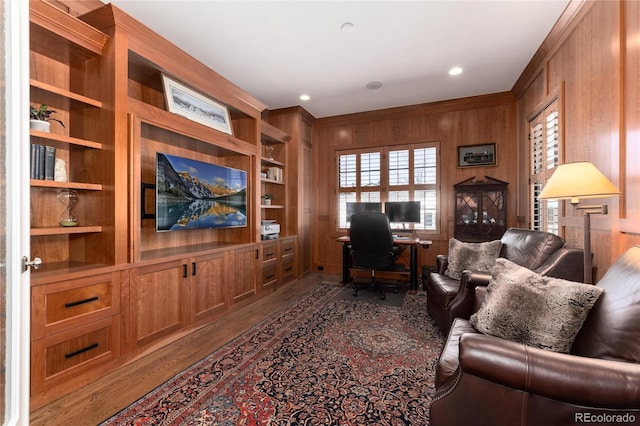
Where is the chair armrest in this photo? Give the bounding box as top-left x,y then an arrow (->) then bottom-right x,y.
446,270 -> 493,323
458,333 -> 640,408
436,255 -> 449,274
535,247 -> 585,282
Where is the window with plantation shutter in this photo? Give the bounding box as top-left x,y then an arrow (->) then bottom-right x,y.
336,143 -> 439,231
529,95 -> 562,235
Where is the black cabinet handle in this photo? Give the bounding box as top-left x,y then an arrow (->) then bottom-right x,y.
183,264 -> 188,278
65,342 -> 99,359
65,296 -> 99,308
192,262 -> 196,276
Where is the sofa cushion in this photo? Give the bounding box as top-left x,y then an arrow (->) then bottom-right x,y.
500,228 -> 565,270
470,259 -> 603,353
444,238 -> 502,280
572,245 -> 640,362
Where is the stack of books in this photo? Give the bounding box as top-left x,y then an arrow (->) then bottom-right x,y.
30,143 -> 56,180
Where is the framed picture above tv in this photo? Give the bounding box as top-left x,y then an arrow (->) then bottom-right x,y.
156,153 -> 247,232
162,74 -> 233,135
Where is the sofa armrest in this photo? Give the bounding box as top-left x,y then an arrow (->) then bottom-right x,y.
535,247 -> 585,282
436,255 -> 449,274
446,270 -> 493,323
458,333 -> 640,408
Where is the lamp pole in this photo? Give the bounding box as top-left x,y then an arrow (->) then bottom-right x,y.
575,204 -> 607,284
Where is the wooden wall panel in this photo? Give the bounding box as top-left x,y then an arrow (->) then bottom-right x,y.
516,0 -> 640,281
313,94 -> 516,274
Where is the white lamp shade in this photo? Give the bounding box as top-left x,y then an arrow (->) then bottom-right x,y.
538,162 -> 621,203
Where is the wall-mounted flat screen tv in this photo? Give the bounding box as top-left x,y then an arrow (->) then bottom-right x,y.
156,152 -> 247,231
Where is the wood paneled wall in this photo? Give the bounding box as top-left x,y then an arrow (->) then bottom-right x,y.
513,0 -> 640,281
312,94 -> 517,274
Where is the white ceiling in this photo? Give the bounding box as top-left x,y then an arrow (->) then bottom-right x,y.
107,0 -> 569,118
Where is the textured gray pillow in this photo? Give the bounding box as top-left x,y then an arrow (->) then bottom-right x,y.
444,238 -> 502,280
470,259 -> 604,353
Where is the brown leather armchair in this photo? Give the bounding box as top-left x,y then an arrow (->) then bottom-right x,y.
425,228 -> 584,334
430,245 -> 640,426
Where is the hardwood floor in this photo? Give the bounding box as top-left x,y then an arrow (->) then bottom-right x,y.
30,273 -> 340,426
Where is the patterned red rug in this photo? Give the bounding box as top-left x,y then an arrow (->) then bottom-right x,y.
101,282 -> 444,425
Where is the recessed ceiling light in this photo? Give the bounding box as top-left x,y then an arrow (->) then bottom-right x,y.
299,94 -> 310,101
366,81 -> 383,90
341,22 -> 355,33
449,67 -> 463,76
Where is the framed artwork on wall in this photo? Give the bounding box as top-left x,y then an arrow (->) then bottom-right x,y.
457,143 -> 497,167
162,74 -> 233,135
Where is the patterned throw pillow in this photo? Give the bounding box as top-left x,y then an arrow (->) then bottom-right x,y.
444,238 -> 502,280
470,258 -> 604,353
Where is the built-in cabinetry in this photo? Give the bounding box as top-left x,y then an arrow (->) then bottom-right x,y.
453,176 -> 508,242
28,1 -> 303,410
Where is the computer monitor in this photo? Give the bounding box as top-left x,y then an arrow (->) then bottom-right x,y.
346,202 -> 382,222
385,201 -> 421,224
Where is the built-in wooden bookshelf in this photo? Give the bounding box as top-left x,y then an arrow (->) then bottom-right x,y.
28,1 -> 301,410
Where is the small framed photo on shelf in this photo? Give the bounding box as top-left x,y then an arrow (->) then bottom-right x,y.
162,74 -> 233,135
457,143 -> 497,167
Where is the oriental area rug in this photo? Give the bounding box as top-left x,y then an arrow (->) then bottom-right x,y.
101,281 -> 445,425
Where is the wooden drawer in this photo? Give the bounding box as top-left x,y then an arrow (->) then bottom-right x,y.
261,262 -> 278,288
32,272 -> 120,340
262,243 -> 278,262
31,316 -> 120,396
281,256 -> 296,284
281,239 -> 295,259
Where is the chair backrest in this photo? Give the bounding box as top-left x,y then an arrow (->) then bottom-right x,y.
350,212 -> 395,269
571,245 -> 640,363
499,228 -> 565,270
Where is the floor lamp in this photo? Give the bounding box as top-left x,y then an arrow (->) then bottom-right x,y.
538,162 -> 621,284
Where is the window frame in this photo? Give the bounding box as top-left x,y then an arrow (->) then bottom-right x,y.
334,141 -> 440,233
527,85 -> 564,236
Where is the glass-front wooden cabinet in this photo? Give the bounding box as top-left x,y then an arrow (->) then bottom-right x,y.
453,176 -> 508,242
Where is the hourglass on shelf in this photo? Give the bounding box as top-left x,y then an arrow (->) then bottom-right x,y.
58,189 -> 79,227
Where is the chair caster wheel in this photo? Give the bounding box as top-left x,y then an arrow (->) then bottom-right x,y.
394,288 -> 399,293
353,291 -> 358,297
380,292 -> 386,300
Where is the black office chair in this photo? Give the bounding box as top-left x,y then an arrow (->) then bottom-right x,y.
349,212 -> 405,299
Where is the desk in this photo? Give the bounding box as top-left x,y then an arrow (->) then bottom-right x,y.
337,236 -> 431,290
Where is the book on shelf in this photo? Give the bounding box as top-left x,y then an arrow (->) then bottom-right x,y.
44,145 -> 56,180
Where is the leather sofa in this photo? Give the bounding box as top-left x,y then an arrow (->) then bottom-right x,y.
430,245 -> 640,426
425,228 -> 584,334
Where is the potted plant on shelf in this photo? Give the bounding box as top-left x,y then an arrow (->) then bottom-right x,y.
261,194 -> 273,206
30,104 -> 65,133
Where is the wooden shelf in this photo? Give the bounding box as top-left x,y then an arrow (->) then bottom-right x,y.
31,180 -> 103,191
30,0 -> 107,61
261,157 -> 284,167
30,130 -> 103,150
30,79 -> 103,110
261,178 -> 284,185
31,226 -> 103,236
260,121 -> 291,144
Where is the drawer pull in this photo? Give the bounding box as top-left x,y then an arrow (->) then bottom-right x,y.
266,274 -> 276,280
65,296 -> 99,308
65,342 -> 99,359
284,267 -> 293,272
